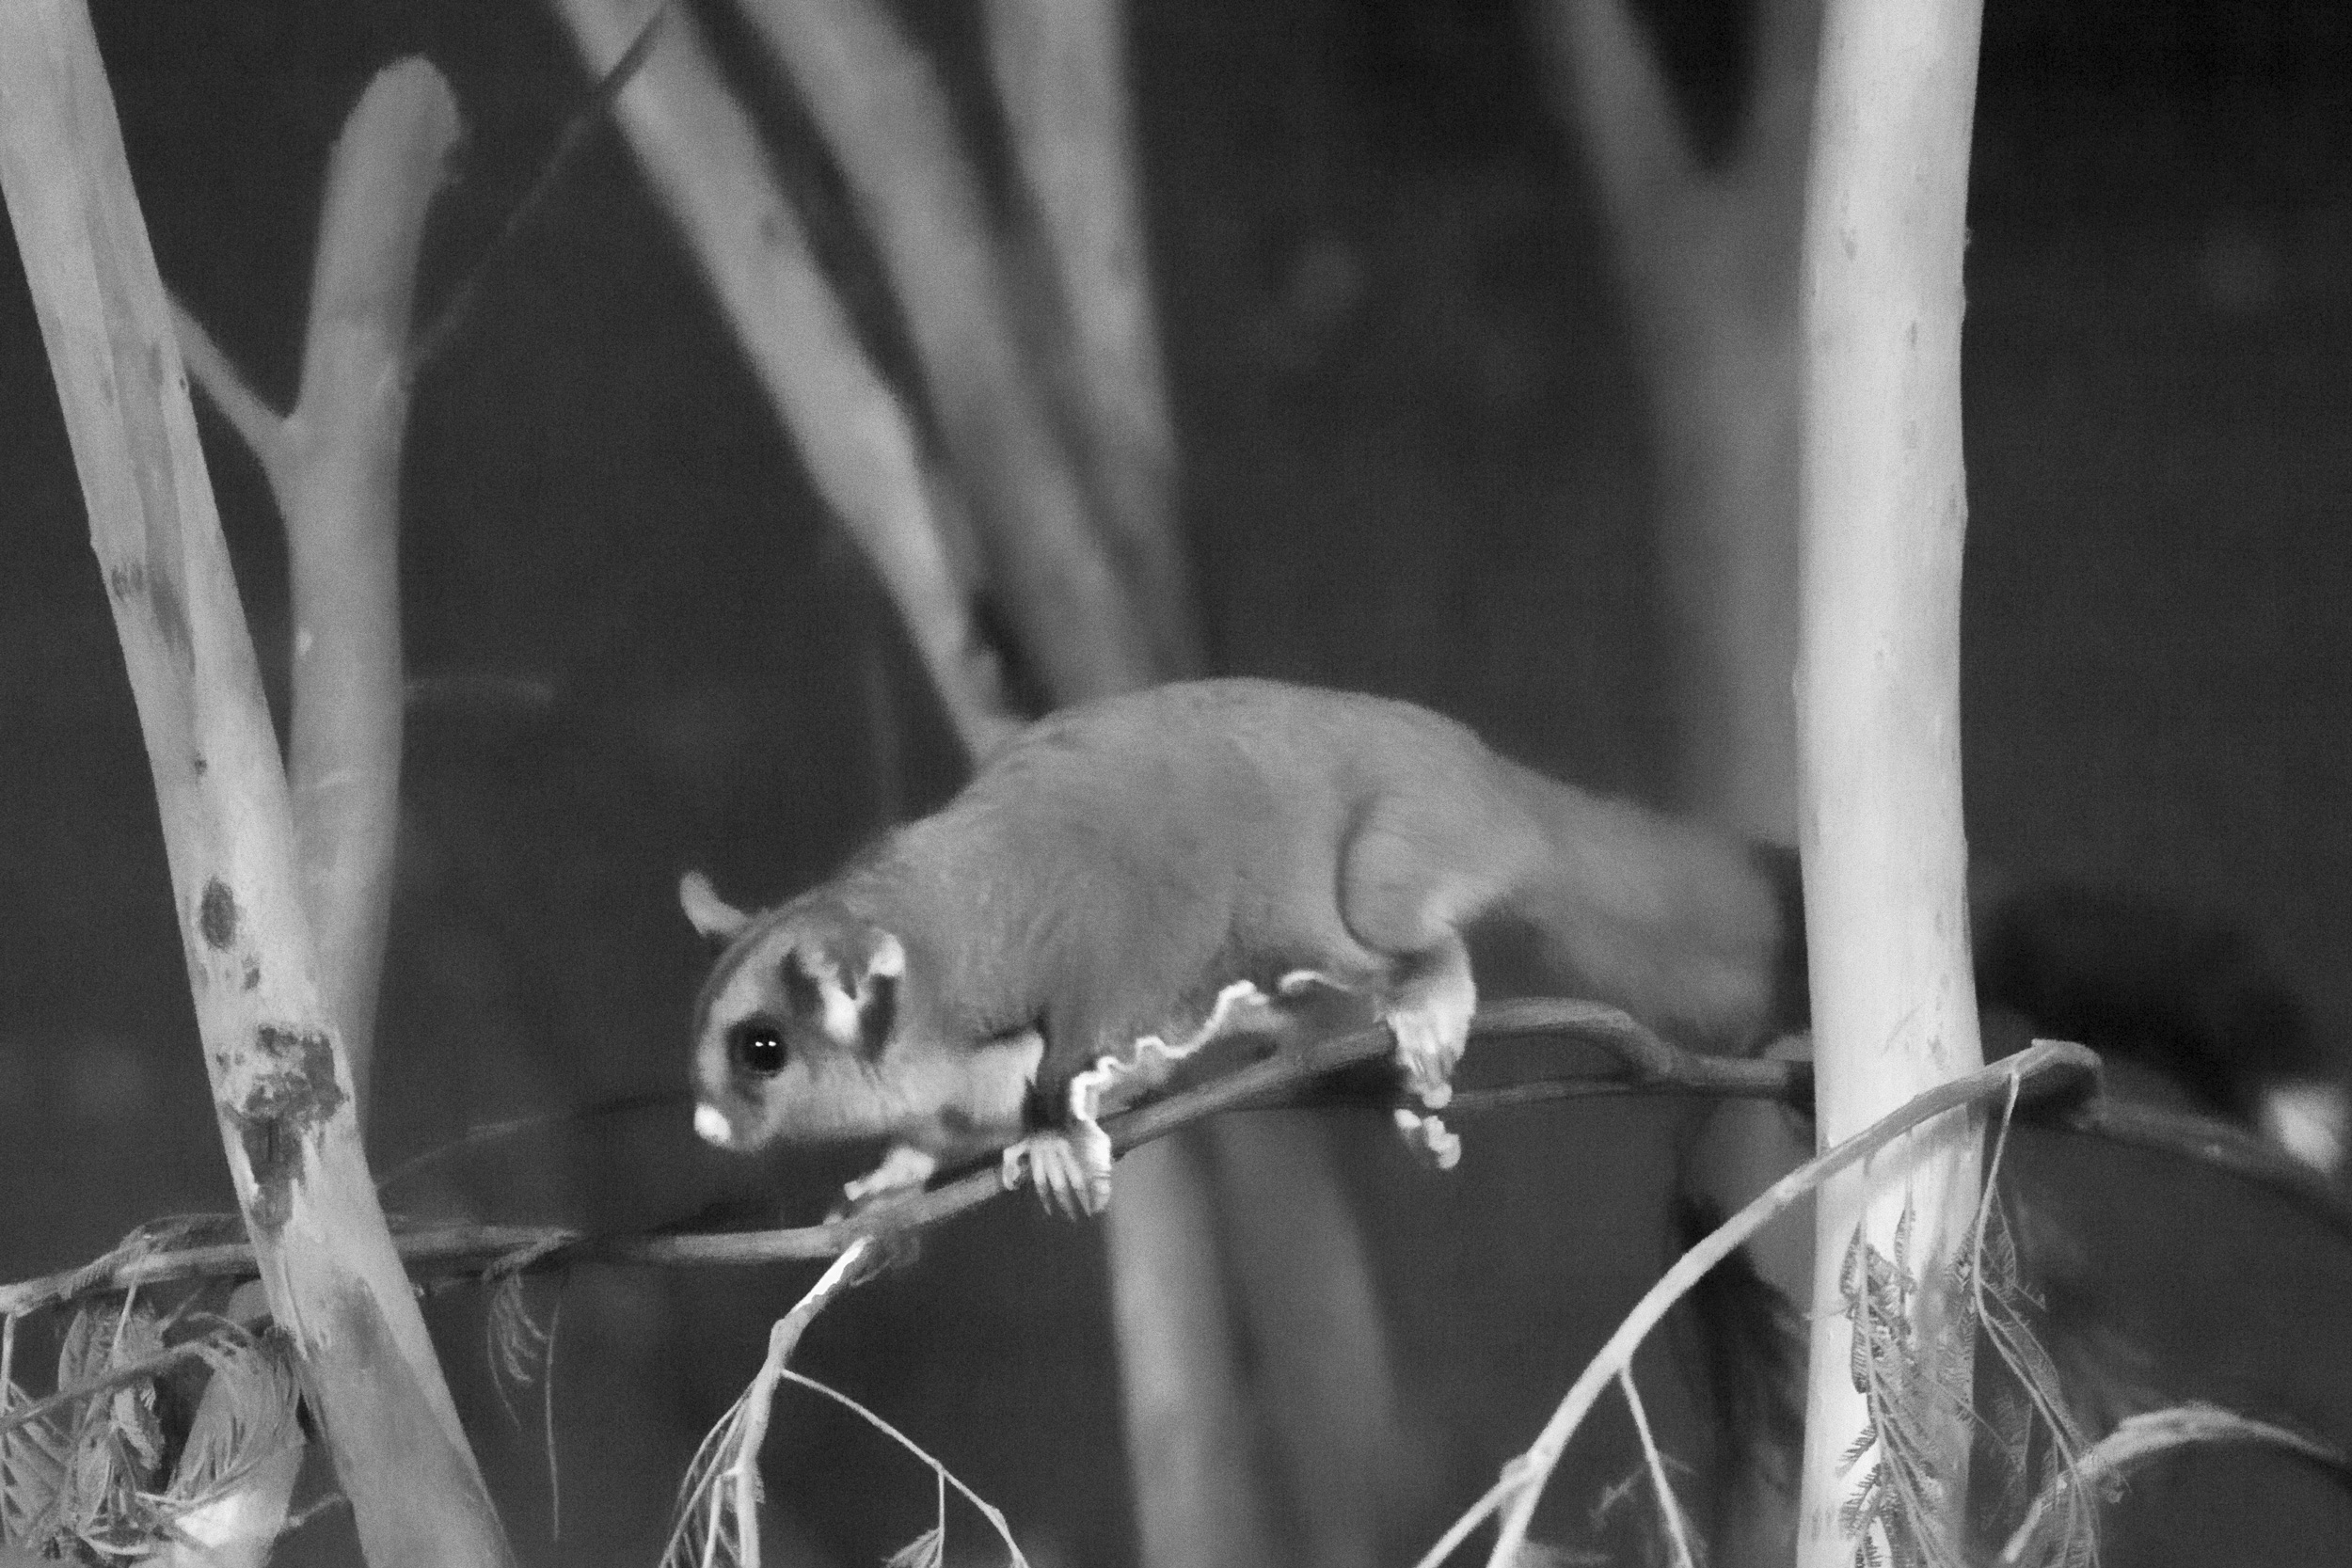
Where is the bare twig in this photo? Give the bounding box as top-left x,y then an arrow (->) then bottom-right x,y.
169,301 -> 290,475
410,2 -> 670,375
1998,1403 -> 2352,1566
13,997 -> 2352,1327
777,1370 -> 1032,1566
1618,1369 -> 1698,1568
726,1242 -> 870,1568
16,1005 -> 2352,1320
1416,1042 -> 2096,1568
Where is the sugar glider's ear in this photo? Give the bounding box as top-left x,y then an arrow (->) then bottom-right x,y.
679,870 -> 752,943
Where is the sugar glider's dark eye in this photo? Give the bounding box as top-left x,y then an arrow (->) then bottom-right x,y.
729,1018 -> 786,1076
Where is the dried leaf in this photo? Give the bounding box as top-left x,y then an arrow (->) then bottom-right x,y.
167,1330 -> 302,1506
883,1523 -> 944,1568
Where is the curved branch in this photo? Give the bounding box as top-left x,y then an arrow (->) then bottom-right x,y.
1436,1043 -> 2093,1568
9,1003 -> 2349,1319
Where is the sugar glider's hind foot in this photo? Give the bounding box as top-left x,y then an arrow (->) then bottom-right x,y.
1382,933 -> 1475,1112
1393,1107 -> 1462,1171
1002,1120 -> 1115,1218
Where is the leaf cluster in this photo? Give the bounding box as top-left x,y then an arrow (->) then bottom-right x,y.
0,1297 -> 303,1565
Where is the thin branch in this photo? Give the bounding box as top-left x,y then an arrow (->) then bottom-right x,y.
168,296 -> 290,480
9,996 -> 2350,1327
14,1006 -> 2352,1317
0,1340 -> 213,1442
1618,1369 -> 1698,1568
410,1 -> 671,376
1415,1042 -> 2096,1568
777,1370 -> 1032,1565
1998,1402 -> 2352,1566
727,1242 -> 873,1568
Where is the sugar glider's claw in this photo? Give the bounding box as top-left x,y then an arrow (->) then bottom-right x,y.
1001,1123 -> 1114,1218
1392,1107 -> 1462,1172
1384,937 -> 1473,1111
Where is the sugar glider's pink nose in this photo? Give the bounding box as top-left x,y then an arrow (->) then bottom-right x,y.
693,1102 -> 737,1148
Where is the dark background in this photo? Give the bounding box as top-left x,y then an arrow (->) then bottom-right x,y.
3,1 -> 2349,1563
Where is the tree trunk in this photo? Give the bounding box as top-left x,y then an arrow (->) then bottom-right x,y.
1790,0 -> 1988,1562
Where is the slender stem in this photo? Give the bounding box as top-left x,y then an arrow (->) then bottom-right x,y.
1619,1368 -> 1698,1568
1422,1044 -> 2090,1568
169,296 -> 290,478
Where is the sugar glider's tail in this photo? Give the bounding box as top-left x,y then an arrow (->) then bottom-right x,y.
1487,760 -> 1806,1054
1491,758 -> 2339,1164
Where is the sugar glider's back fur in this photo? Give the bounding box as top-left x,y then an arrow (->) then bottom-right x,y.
866,681 -> 1776,1058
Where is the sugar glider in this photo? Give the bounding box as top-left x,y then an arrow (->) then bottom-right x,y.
680,678 -> 1799,1215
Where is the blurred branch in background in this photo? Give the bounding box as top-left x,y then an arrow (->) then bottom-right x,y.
1531,2 -> 1820,1557
544,0 -> 1019,761
1530,0 -> 1818,843
983,0 -> 1193,657
732,0 -> 1183,697
0,12 -> 505,1568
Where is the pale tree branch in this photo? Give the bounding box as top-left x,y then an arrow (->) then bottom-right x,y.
543,0 -> 1021,760
282,60 -> 455,1115
731,0 -> 1170,697
1413,1044 -> 2095,1568
0,10 -> 508,1568
1529,0 -> 1702,279
173,62 -> 454,1117
984,0 -> 1195,644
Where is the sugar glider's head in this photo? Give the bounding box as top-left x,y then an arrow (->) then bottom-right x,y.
680,870 -> 911,1153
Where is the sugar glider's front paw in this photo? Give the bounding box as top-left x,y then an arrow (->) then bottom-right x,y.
1001,1121 -> 1114,1218
828,1144 -> 938,1224
1383,935 -> 1475,1112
